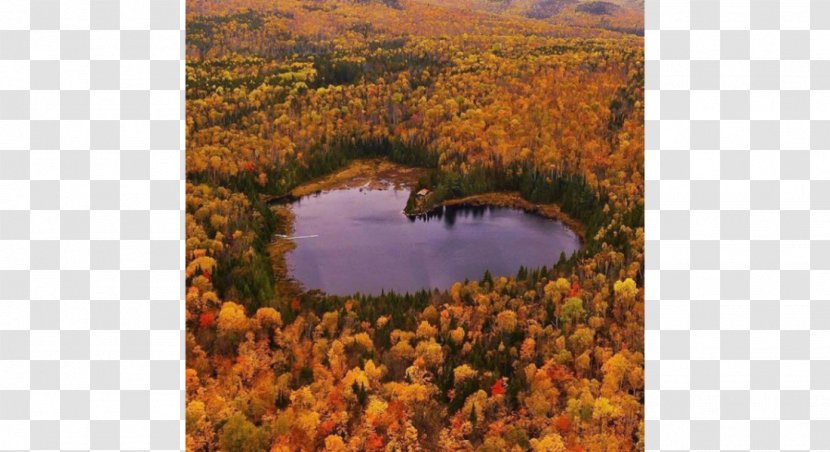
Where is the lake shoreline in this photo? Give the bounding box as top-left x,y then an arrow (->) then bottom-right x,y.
266,159 -> 586,296
271,158 -> 587,243
279,185 -> 582,295
435,192 -> 587,243
265,158 -> 427,204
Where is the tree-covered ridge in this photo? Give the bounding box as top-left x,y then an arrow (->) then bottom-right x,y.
185,0 -> 643,450
419,0 -> 644,35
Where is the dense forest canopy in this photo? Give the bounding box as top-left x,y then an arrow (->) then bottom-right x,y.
185,0 -> 644,450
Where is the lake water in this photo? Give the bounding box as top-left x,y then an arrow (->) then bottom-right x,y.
284,186 -> 581,295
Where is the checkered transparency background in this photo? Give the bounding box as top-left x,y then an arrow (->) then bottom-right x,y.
646,0 -> 830,450
0,0 -> 185,450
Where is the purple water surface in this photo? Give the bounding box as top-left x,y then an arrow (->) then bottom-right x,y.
285,187 -> 580,295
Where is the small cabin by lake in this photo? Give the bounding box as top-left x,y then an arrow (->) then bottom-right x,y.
416,188 -> 430,199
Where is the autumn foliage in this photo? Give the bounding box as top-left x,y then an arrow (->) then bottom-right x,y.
185,0 -> 643,450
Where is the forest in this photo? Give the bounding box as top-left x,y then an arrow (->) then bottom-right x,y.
185,0 -> 644,450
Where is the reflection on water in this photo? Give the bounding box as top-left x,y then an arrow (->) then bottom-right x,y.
416,204 -> 493,226
285,187 -> 581,295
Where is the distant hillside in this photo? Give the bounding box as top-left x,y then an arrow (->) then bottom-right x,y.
575,1 -> 620,15
526,0 -> 577,19
417,0 -> 643,35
